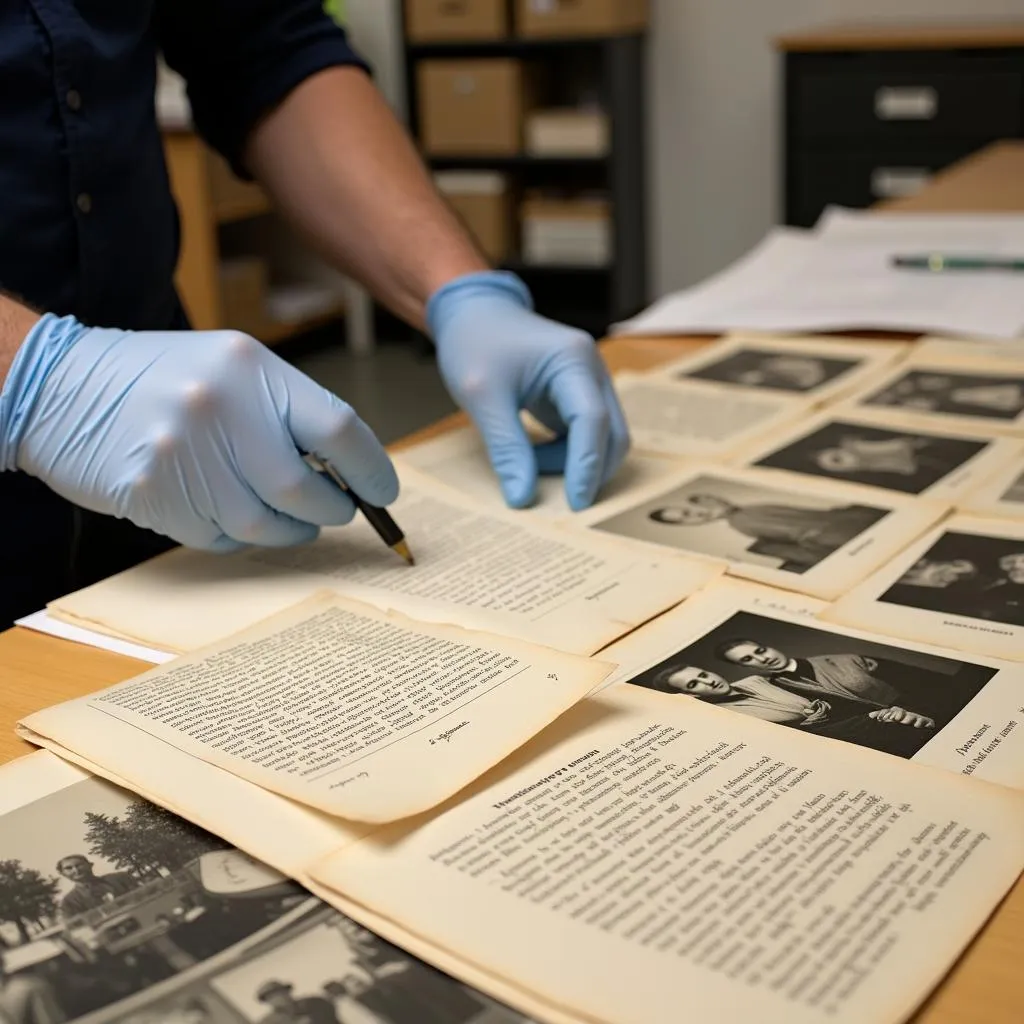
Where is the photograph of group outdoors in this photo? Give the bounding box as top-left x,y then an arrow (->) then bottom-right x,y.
0,778 -> 526,1024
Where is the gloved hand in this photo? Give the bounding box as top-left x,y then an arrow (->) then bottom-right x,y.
0,314 -> 397,552
428,271 -> 630,511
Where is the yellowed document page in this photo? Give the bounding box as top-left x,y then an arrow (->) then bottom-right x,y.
597,581 -> 1024,788
50,466 -> 717,655
824,514 -> 1024,663
959,458 -> 1024,519
848,353 -> 1024,436
573,462 -> 947,600
396,429 -> 679,516
653,333 -> 909,406
312,685 -> 1024,1024
24,592 -> 612,823
738,404 -> 1024,503
611,372 -> 806,458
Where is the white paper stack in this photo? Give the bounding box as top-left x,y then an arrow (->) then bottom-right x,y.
616,208 -> 1024,341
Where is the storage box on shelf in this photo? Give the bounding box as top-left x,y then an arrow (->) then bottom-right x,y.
515,0 -> 647,38
525,107 -> 609,156
405,0 -> 508,42
435,171 -> 514,263
417,58 -> 536,155
520,193 -> 611,266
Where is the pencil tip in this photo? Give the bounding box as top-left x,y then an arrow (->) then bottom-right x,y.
393,541 -> 415,566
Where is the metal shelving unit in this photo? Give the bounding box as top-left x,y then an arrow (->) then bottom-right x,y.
401,12 -> 649,337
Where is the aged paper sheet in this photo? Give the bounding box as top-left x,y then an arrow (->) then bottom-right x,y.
652,334 -> 909,406
824,514 -> 1024,663
49,467 -> 719,655
611,372 -> 806,458
573,462 -> 947,600
24,592 -> 611,823
737,404 -> 1023,503
848,353 -> 1024,437
312,685 -> 1024,1024
597,582 -> 1024,788
396,431 -> 679,517
958,459 -> 1024,520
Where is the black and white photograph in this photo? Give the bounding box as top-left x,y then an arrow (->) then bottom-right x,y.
861,370 -> 1024,421
880,530 -> 1024,628
0,777 -> 528,1024
627,610 -> 995,759
677,348 -> 860,393
588,474 -> 888,574
1001,469 -> 1024,504
752,419 -> 991,494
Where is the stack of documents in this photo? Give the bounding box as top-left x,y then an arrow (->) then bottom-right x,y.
616,208 -> 1024,340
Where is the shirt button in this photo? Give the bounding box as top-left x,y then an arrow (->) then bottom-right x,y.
76,193 -> 92,214
66,89 -> 82,111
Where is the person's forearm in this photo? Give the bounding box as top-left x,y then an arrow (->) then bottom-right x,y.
0,293 -> 43,389
246,66 -> 488,329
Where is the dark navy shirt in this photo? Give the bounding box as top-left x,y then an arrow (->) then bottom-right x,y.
1,0 -> 366,328
0,1 -> 367,623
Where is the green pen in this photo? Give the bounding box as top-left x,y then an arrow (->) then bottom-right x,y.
892,253 -> 1024,272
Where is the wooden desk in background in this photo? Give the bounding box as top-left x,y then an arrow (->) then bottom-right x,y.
3,140 -> 1024,1024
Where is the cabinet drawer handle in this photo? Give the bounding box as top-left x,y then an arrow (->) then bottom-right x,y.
874,86 -> 938,121
871,167 -> 932,198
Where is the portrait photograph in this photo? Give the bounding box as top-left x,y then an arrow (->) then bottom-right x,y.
880,530 -> 1024,628
752,418 -> 991,495
677,348 -> 860,394
627,610 -> 995,760
588,474 -> 888,575
860,369 -> 1024,422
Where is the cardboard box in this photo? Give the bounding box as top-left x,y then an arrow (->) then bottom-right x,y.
435,171 -> 513,263
515,0 -> 647,37
219,257 -> 269,337
418,59 -> 531,155
525,108 -> 609,156
521,195 -> 611,265
406,0 -> 508,42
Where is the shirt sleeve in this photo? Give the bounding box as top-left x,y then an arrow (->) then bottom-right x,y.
155,0 -> 371,175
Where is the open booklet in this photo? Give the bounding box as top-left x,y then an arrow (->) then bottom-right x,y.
46,465 -> 718,656
0,751 -> 537,1024
19,630 -> 1024,1024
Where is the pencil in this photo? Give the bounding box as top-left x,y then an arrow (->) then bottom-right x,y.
311,457 -> 415,566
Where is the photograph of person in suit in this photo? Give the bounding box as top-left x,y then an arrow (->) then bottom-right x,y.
864,371 -> 1024,421
641,664 -> 936,757
753,420 -> 989,495
883,533 -> 1024,627
627,610 -> 995,759
682,350 -> 859,393
646,493 -> 885,573
712,638 -> 957,722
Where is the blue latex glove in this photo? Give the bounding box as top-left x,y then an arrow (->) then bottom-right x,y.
428,272 -> 630,511
0,314 -> 398,552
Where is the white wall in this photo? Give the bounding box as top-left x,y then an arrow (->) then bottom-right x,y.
344,0 -> 406,116
649,0 -> 1024,296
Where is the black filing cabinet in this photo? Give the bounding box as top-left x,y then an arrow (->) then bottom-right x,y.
781,32 -> 1024,226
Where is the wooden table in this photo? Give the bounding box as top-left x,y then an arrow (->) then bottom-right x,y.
4,141 -> 1024,1023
